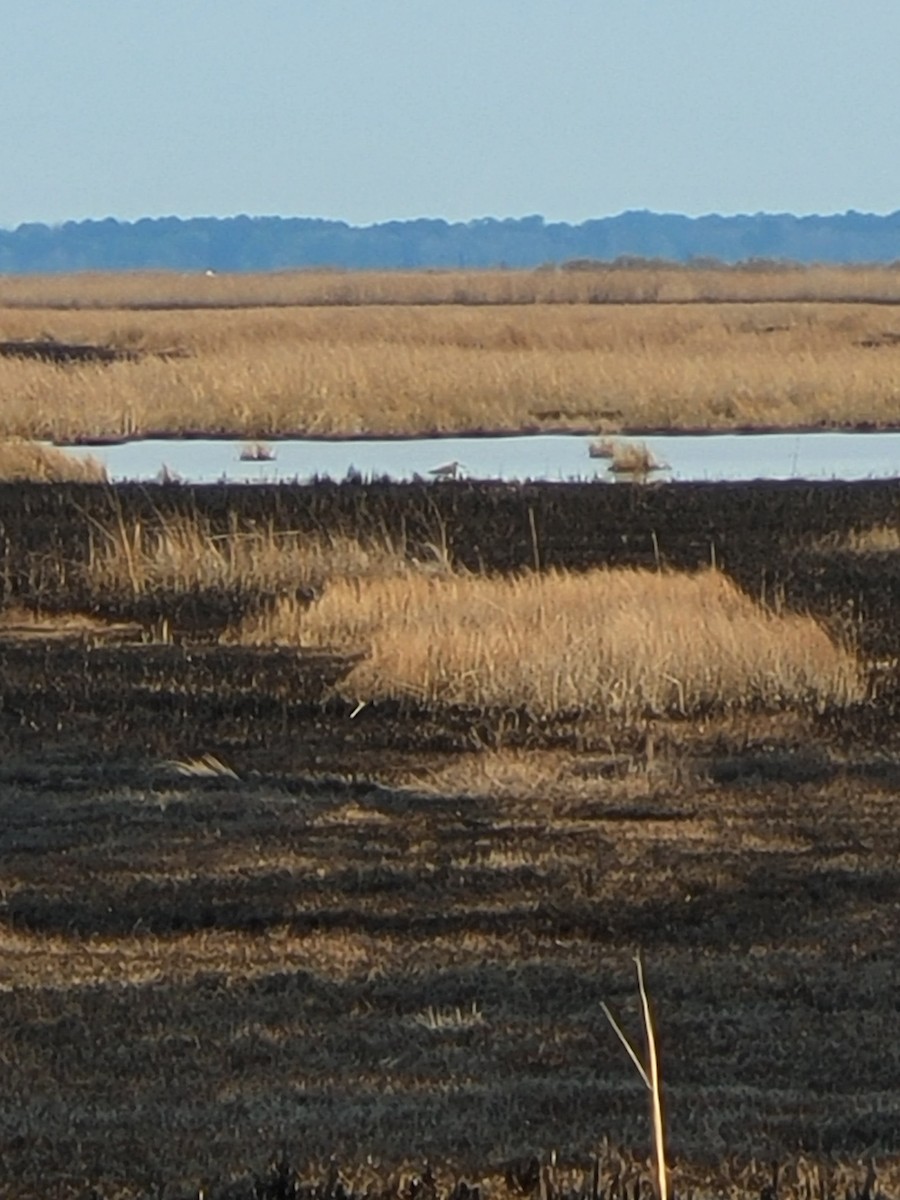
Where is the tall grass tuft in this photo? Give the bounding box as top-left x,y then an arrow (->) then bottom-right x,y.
0,438 -> 106,482
608,442 -> 668,475
238,566 -> 861,718
86,514 -> 412,598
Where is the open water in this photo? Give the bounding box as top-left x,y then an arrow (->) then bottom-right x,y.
59,431 -> 900,485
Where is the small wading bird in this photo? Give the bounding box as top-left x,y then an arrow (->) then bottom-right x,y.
428,460 -> 464,479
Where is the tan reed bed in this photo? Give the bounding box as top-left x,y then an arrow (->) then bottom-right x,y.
5,262 -> 900,308
236,566 -> 861,718
79,514 -> 859,717
0,438 -> 106,482
3,298 -> 900,440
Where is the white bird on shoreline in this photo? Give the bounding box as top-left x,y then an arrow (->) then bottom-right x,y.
428,460 -> 464,479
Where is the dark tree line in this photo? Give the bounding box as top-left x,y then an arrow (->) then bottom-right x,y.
2,209 -> 900,273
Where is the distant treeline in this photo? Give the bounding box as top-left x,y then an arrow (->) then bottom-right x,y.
3,209 -> 900,273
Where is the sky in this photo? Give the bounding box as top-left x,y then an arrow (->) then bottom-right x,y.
2,0 -> 900,229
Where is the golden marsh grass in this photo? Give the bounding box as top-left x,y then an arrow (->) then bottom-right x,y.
238,566 -> 861,717
0,437 -> 106,481
3,273 -> 900,439
5,262 -> 900,308
607,441 -> 668,474
86,514 -> 411,597
78,513 -> 860,717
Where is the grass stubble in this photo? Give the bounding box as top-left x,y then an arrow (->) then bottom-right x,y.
0,746 -> 899,1197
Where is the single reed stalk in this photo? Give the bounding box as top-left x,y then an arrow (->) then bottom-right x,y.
527,506 -> 541,571
602,955 -> 668,1200
636,955 -> 667,1200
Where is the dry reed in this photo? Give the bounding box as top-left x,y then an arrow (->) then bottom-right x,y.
603,956 -> 668,1200
0,438 -> 106,482
86,514 -> 410,597
814,524 -> 900,553
608,442 -> 668,474
5,263 -> 900,309
238,566 -> 861,717
3,292 -> 900,440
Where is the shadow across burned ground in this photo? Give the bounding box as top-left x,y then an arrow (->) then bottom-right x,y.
3,760 -> 899,954
2,757 -> 900,1191
7,859 -> 900,950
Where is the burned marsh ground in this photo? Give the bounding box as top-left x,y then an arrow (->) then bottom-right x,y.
1,746 -> 900,1199
1,478 -> 900,1196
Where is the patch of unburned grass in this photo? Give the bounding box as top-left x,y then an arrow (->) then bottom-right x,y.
86,513 -> 412,598
814,523 -> 900,553
0,437 -> 106,482
608,441 -> 668,475
239,566 -> 861,717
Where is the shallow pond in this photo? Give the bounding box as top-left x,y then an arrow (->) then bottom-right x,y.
60,431 -> 900,485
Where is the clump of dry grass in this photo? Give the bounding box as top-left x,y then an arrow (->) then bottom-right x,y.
0,438 -> 106,482
608,441 -> 668,475
815,524 -> 900,553
589,437 -> 617,459
238,566 -> 861,717
85,513 -> 411,597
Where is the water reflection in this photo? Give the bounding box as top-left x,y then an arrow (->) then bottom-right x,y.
59,431 -> 900,485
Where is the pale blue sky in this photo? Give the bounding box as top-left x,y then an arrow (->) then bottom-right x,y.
2,0 -> 900,229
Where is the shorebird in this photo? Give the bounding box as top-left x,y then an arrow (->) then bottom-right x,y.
156,463 -> 183,485
428,460 -> 464,479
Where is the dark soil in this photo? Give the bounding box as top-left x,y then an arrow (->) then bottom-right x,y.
1,751 -> 900,1197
